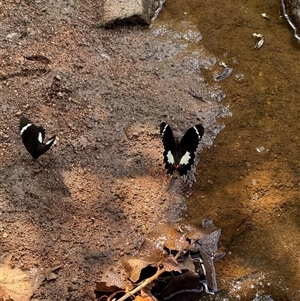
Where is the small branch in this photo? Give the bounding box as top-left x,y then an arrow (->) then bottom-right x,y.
114,265 -> 166,301
114,250 -> 187,301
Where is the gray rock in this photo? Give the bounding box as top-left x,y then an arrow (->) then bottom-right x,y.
101,0 -> 154,27
282,0 -> 300,41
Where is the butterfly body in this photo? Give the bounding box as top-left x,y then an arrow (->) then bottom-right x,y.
20,117 -> 58,160
160,122 -> 204,176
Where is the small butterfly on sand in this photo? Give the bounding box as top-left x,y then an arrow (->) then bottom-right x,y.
20,116 -> 58,160
160,122 -> 204,176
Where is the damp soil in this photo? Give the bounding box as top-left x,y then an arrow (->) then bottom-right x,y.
0,1 -> 226,301
156,0 -> 300,300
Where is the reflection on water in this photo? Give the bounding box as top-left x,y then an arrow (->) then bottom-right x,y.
152,0 -> 300,300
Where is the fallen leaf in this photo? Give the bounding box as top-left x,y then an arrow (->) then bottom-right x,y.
160,255 -> 181,273
122,257 -> 156,283
95,281 -> 121,293
177,255 -> 195,272
189,229 -> 222,293
163,227 -> 189,251
192,229 -> 221,256
0,254 -> 34,301
140,285 -> 159,301
136,290 -> 157,301
158,270 -> 202,300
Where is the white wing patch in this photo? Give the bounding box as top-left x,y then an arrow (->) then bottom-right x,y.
193,126 -> 201,140
179,151 -> 191,165
46,136 -> 59,146
161,123 -> 168,136
38,132 -> 43,143
53,136 -> 59,146
20,123 -> 32,135
45,139 -> 54,145
166,150 -> 174,164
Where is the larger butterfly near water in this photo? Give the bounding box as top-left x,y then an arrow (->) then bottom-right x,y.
20,116 -> 58,160
160,122 -> 204,176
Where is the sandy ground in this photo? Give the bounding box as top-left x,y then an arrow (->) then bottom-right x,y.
0,1 -> 227,300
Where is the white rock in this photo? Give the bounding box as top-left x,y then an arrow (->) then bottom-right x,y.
101,0 -> 152,27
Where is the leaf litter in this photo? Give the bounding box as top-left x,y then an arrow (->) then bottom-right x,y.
0,254 -> 65,301
91,221 -> 224,301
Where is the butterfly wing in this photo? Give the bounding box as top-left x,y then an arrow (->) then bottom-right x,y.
37,126 -> 45,142
177,124 -> 204,176
20,117 -> 40,159
160,122 -> 177,175
36,135 -> 57,158
20,117 -> 57,159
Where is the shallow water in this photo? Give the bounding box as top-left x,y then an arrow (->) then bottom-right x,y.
152,0 -> 300,300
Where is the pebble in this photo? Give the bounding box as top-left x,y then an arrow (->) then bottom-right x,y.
55,74 -> 62,81
6,32 -> 18,40
256,146 -> 265,153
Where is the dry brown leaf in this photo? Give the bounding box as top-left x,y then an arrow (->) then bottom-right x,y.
178,255 -> 195,272
135,294 -> 156,301
162,226 -> 189,251
160,256 -> 181,273
140,285 -> 158,301
122,257 -> 155,283
159,270 -> 201,300
95,281 -> 121,293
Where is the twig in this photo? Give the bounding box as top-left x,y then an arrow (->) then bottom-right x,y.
113,265 -> 166,301
114,250 -> 187,301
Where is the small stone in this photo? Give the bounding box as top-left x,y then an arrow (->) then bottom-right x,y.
6,33 -> 18,40
46,272 -> 58,281
102,0 -> 150,27
256,146 -> 265,153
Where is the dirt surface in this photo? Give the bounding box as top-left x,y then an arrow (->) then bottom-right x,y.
0,1 -> 227,300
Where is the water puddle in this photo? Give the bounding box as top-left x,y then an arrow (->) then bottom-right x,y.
152,0 -> 300,299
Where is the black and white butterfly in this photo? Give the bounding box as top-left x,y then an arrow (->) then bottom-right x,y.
20,116 -> 58,160
160,122 -> 204,176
